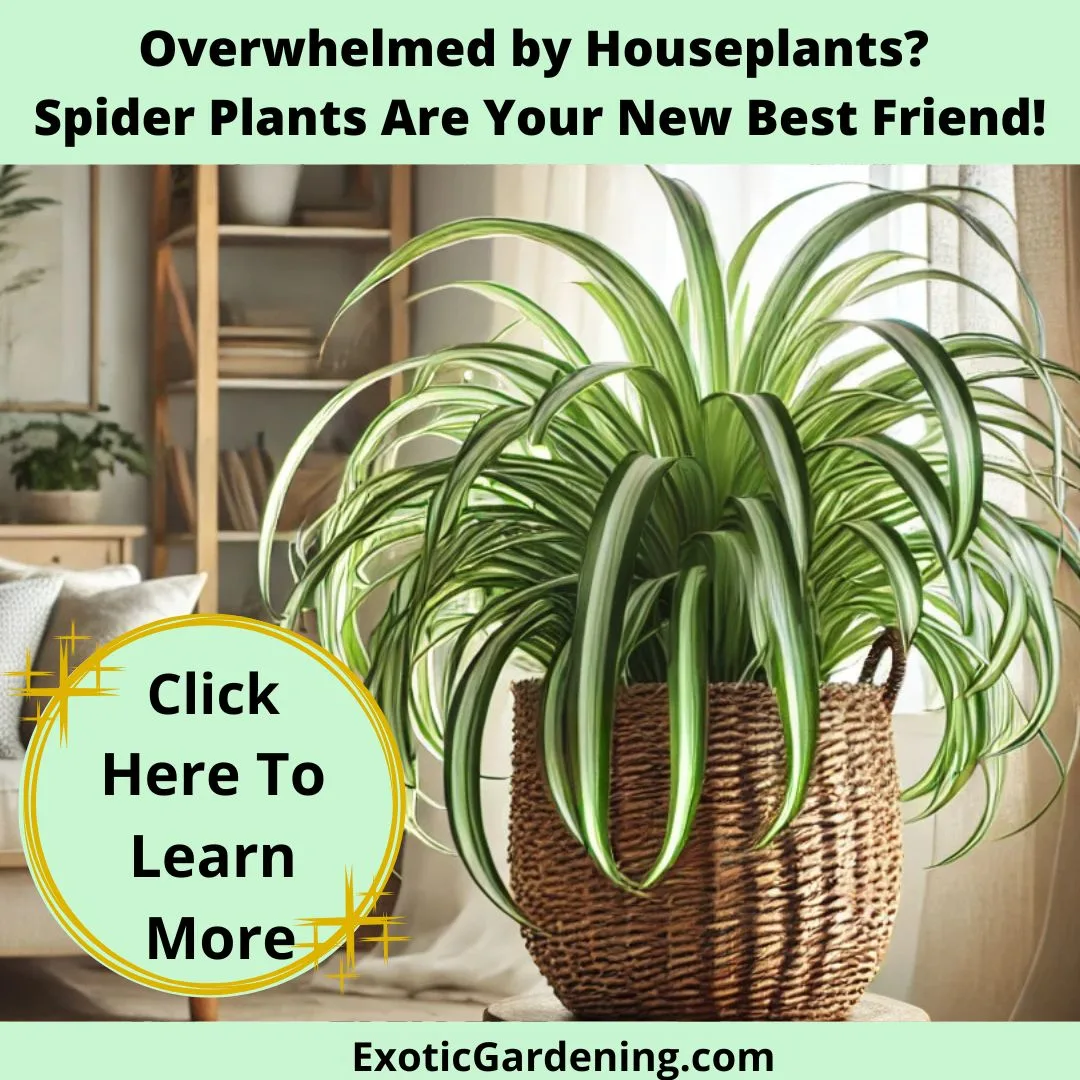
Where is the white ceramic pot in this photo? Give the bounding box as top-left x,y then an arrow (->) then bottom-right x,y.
18,489 -> 102,525
221,165 -> 303,226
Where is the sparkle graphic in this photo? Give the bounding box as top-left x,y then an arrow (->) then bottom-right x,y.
295,868 -> 408,992
326,955 -> 360,993
6,621 -> 120,744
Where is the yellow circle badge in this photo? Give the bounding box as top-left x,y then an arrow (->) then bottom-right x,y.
20,615 -> 405,997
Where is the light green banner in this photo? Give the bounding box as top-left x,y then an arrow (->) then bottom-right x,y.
4,1019 -> 1079,1075
0,0 -> 1068,161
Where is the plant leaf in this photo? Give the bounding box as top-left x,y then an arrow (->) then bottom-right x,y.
734,498 -> 820,845
570,451 -> 675,886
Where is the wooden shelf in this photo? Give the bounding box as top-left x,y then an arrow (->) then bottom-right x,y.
162,223 -> 392,247
166,377 -> 353,393
0,524 -> 147,539
166,531 -> 297,544
151,165 -> 413,613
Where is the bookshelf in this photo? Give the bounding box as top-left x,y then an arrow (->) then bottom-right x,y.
149,165 -> 413,613
160,223 -> 393,247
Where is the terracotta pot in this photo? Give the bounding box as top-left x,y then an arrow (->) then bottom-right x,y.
18,489 -> 102,525
508,631 -> 905,1021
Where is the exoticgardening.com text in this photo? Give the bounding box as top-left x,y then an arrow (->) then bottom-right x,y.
353,1040 -> 774,1079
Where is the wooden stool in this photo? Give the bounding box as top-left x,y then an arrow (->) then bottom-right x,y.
484,988 -> 929,1022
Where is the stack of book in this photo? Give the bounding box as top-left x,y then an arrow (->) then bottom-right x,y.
166,437 -> 275,533
219,325 -> 320,378
167,442 -> 348,535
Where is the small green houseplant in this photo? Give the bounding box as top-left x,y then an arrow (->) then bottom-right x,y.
0,408 -> 148,523
260,171 -> 1078,1018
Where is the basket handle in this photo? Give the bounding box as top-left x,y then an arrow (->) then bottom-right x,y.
858,627 -> 906,712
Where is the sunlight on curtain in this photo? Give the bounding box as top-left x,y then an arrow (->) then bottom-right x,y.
885,165 -> 1041,1019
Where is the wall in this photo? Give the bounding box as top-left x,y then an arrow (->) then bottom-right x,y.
94,167 -> 153,539
412,165 -> 496,352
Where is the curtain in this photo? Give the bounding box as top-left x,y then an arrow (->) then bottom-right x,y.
881,166 -> 1080,1021
1009,166 -> 1080,1020
893,166 -> 1040,1020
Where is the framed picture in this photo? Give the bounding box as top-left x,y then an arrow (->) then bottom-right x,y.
0,165 -> 99,412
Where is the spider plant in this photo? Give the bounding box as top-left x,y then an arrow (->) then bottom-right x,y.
259,169 -> 1079,923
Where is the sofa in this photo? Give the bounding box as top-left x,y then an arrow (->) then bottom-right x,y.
0,549 -> 215,1020
0,764 -> 73,954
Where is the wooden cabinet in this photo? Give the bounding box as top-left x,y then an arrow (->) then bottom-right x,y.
0,525 -> 146,570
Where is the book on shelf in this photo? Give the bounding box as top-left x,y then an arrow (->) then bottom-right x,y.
254,433 -> 275,497
171,438 -> 353,537
218,325 -> 320,379
216,435 -> 277,532
219,325 -> 314,342
242,441 -> 270,511
169,322 -> 324,380
217,455 -> 246,533
224,450 -> 260,531
218,343 -> 319,359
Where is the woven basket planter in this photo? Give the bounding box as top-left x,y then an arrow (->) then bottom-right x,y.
508,631 -> 905,1021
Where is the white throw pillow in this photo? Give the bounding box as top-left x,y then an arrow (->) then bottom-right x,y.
0,555 -> 141,594
0,576 -> 64,758
23,574 -> 208,729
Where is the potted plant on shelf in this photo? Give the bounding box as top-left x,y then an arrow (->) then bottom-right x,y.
1,408 -> 148,524
259,170 -> 1079,1020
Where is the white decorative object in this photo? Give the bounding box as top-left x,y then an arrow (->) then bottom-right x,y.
17,489 -> 101,525
33,574 -> 207,685
221,166 -> 303,226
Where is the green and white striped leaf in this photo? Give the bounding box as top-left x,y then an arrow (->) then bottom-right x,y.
569,452 -> 675,885
721,391 -> 813,576
826,434 -> 974,631
842,519 -> 923,650
852,318 -> 984,556
638,556 -> 710,888
734,497 -> 821,845
650,167 -> 728,395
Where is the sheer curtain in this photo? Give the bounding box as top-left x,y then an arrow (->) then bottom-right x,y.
896,166 -> 1040,1019
322,164 -> 1076,1017
1010,166 -> 1080,1020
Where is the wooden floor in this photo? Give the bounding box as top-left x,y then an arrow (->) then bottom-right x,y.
0,957 -> 483,1021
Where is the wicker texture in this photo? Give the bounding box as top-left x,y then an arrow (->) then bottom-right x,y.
508,634 -> 904,1021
